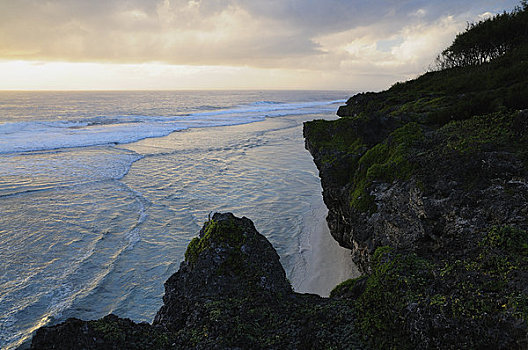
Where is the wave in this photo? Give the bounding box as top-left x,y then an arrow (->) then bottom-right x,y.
0,99 -> 343,154
0,147 -> 142,197
0,181 -> 151,350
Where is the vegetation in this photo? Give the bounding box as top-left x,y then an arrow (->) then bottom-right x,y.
332,225 -> 528,349
339,44 -> 528,126
88,315 -> 175,348
308,3 -> 528,348
188,4 -> 528,349
33,3 -> 528,349
177,214 -> 364,349
171,295 -> 361,349
337,3 -> 528,127
349,122 -> 424,212
309,2 -> 528,216
184,218 -> 246,266
435,1 -> 528,69
303,118 -> 369,188
438,110 -> 528,160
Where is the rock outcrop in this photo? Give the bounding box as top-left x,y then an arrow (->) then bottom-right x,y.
303,12 -> 528,346
30,6 -> 528,349
31,213 -> 363,349
305,110 -> 528,349
305,111 -> 528,273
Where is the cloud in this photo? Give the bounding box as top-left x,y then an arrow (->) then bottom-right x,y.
0,0 -> 520,90
478,11 -> 495,20
0,1 -> 300,62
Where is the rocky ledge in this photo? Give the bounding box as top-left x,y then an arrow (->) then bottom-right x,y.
304,111 -> 528,349
31,6 -> 528,349
31,213 -> 362,349
303,6 -> 528,349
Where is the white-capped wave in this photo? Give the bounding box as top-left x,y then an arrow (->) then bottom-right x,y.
0,99 -> 343,154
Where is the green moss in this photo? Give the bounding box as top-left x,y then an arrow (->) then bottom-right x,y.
349,226 -> 528,349
185,296 -> 360,349
184,237 -> 202,265
472,225 -> 528,286
429,294 -> 448,307
90,318 -> 173,348
349,123 -> 424,212
387,95 -> 451,120
440,111 -> 519,154
349,178 -> 377,213
329,277 -> 361,298
480,225 -> 528,252
91,319 -> 126,342
435,226 -> 527,322
508,292 -> 528,321
351,246 -> 434,349
188,326 -> 210,346
184,218 -> 247,266
304,118 -> 365,154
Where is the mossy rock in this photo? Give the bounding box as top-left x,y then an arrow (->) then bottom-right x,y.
341,226 -> 528,349
349,122 -> 425,213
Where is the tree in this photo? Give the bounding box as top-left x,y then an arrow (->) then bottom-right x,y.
434,2 -> 528,70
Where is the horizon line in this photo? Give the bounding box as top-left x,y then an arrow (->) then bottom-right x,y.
0,88 -> 359,92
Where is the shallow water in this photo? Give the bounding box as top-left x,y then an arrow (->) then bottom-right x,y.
0,91 -> 359,349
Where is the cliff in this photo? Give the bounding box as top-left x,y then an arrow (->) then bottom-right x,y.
303,6 -> 528,349
30,5 -> 528,349
31,213 -> 363,349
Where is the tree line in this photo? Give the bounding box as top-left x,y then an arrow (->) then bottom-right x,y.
435,1 -> 528,69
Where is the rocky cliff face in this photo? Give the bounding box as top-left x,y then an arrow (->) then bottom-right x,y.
303,17 -> 528,346
31,213 -> 363,349
304,96 -> 528,347
304,111 -> 528,273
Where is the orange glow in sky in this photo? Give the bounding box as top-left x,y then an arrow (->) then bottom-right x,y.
0,1 -> 519,90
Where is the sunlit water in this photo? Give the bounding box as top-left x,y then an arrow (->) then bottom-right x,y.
0,91 -> 359,349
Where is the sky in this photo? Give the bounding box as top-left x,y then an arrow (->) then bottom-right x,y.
0,0 -> 520,91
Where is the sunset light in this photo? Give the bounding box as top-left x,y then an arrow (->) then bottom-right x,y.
0,0 -> 519,90
2,1 -> 526,349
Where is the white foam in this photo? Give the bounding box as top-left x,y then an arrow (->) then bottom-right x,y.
0,148 -> 142,197
0,119 -> 188,154
0,99 -> 344,154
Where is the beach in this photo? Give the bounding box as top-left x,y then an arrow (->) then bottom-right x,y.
0,91 -> 358,349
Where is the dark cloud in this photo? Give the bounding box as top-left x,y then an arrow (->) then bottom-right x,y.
0,0 -> 520,66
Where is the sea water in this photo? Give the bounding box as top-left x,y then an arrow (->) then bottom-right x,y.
0,90 -> 359,349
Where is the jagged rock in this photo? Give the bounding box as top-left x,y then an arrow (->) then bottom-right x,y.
153,212 -> 292,329
303,13 -> 528,345
304,112 -> 528,273
31,213 -> 363,349
30,315 -> 169,350
304,95 -> 528,348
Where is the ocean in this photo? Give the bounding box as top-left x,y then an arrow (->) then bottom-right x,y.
0,90 -> 359,349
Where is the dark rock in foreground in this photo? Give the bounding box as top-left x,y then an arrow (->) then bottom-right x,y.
31,213 -> 362,349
